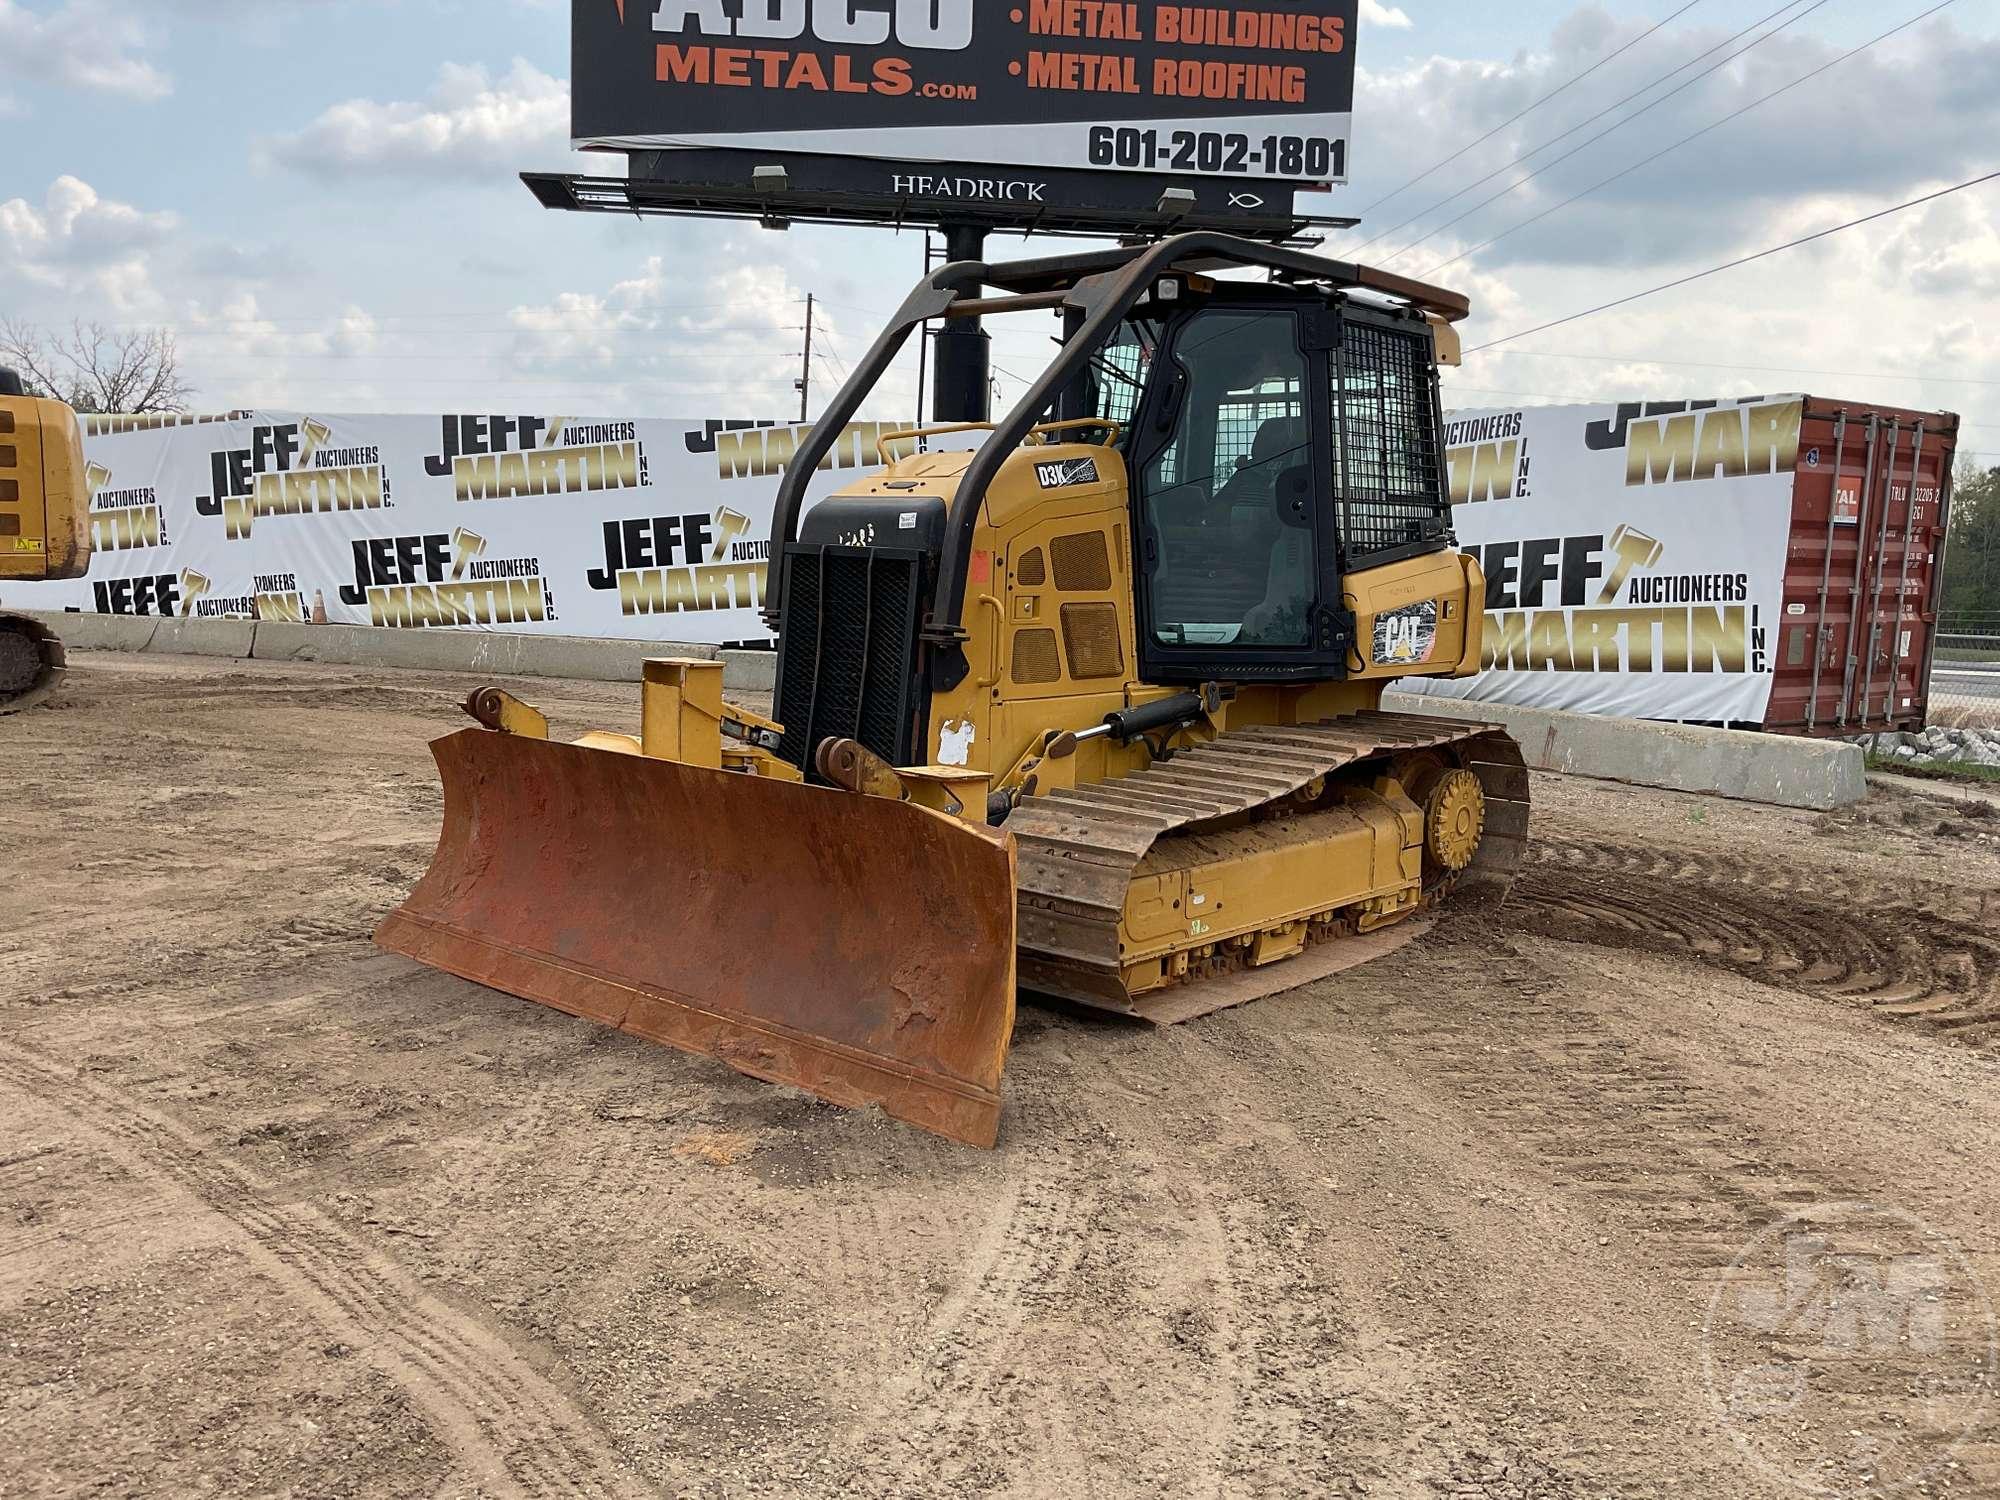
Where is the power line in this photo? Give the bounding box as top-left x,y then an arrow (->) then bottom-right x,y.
191,373 -> 801,390
112,302 -> 748,332
1441,382 -> 1995,439
1441,380 -> 1623,402
1353,0 -> 1710,219
1425,0 -> 1959,276
1349,0 -> 1821,261
1486,347 -> 2000,388
177,349 -> 808,364
1378,0 -> 1834,267
813,324 -> 854,385
810,295 -> 1063,348
1463,169 -> 2000,356
160,323 -> 820,341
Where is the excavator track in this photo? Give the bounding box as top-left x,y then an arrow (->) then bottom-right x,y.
0,613 -> 65,716
1008,711 -> 1528,1022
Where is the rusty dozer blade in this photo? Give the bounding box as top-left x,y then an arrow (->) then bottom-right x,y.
378,729 -> 1019,1147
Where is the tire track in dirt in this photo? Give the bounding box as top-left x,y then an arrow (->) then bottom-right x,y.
1208,1181 -> 1363,1496
862,1122 -> 1099,1497
1186,1014 -> 1607,1498
0,1039 -> 649,1500
826,1032 -> 1144,1499
1249,945 -> 1997,1494
1511,839 -> 2000,1046
1083,1039 -> 1383,1497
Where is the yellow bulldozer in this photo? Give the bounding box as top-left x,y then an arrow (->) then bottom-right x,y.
380,234 -> 1529,1146
0,370 -> 90,713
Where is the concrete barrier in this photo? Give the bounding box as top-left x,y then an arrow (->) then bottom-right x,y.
16,612 -> 153,653
16,610 -> 1867,807
1385,692 -> 1866,810
15,610 -> 254,658
721,649 -> 778,694
18,610 -> 764,688
248,622 -> 717,682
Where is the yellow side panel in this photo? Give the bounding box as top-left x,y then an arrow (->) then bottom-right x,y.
0,396 -> 47,581
0,395 -> 90,583
1344,548 -> 1483,683
41,397 -> 91,581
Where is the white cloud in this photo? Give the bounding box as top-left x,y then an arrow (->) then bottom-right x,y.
0,0 -> 170,101
0,176 -> 178,310
1436,189 -> 2000,448
1882,193 -> 2000,300
0,174 -> 390,407
1319,11 -> 2000,454
1352,12 -> 1998,274
1362,0 -> 1413,30
265,59 -> 571,179
503,254 -> 829,412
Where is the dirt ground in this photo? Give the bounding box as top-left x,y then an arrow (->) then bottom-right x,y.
4,653 -> 1999,1500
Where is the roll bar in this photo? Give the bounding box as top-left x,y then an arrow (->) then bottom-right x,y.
760,232 -> 1472,685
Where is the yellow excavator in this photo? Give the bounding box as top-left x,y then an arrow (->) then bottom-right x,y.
379,235 -> 1529,1146
0,371 -> 89,713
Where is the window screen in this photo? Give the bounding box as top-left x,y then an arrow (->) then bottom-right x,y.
1333,319 -> 1448,566
1088,318 -> 1175,485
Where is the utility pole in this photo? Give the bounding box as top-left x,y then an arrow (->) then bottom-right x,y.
796,293 -> 815,422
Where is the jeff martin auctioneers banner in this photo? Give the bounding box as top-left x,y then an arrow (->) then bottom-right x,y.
1404,395 -> 1807,725
4,396 -> 1807,725
0,412 -> 915,645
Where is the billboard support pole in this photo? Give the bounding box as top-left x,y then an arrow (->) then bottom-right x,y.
931,223 -> 992,423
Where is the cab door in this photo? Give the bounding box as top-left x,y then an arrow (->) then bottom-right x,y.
1125,299 -> 1350,683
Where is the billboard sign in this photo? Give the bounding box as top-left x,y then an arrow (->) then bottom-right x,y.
574,1 -> 1360,184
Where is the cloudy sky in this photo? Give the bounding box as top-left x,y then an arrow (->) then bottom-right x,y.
3,0 -> 1996,463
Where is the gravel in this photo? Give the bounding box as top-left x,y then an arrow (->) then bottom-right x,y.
1855,726 -> 2000,769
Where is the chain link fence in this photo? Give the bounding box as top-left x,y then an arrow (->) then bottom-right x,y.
1874,612 -> 2000,778
1930,612 -> 2000,728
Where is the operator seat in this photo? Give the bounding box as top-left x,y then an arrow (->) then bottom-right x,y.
1235,415 -> 1316,644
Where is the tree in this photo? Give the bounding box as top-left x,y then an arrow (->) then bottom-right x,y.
0,319 -> 192,415
1941,459 -> 2000,624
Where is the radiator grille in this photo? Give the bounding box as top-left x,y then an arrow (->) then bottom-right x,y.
1017,547 -> 1046,586
1062,602 -> 1125,679
1012,628 -> 1061,684
774,546 -> 924,779
1051,531 -> 1111,592
1335,320 -> 1447,566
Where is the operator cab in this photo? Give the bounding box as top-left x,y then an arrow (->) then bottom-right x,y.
1082,279 -> 1451,683
763,232 -> 1470,772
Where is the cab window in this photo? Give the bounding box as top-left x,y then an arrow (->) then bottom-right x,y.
1139,310 -> 1313,648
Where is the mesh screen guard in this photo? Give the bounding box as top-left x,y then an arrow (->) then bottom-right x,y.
1334,319 -> 1449,567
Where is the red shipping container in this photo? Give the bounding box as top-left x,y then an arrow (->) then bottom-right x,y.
1767,398 -> 1959,737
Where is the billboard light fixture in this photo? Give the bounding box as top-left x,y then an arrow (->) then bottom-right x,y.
1157,187 -> 1196,218
752,164 -> 790,193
